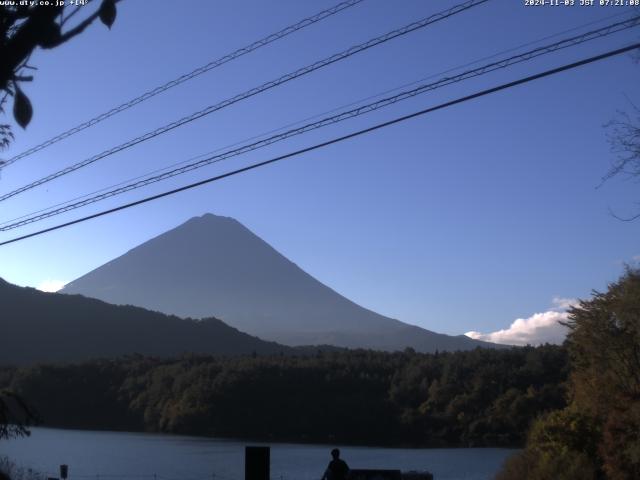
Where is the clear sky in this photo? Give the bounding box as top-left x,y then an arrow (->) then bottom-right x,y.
1,0 -> 639,342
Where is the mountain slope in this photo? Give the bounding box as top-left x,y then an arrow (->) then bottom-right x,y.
0,278 -> 291,365
63,213 -> 500,352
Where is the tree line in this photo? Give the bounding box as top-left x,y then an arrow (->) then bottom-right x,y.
0,343 -> 568,447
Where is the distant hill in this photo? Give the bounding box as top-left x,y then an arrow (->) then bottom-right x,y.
63,213 -> 502,352
0,278 -> 292,365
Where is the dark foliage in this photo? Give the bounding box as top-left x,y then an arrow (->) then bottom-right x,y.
0,345 -> 568,447
0,0 -> 118,144
0,389 -> 38,440
497,269 -> 640,479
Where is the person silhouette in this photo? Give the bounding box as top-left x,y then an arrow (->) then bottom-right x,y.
322,448 -> 350,480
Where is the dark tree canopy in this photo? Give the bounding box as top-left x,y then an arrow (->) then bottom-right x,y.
0,0 -> 119,150
497,269 -> 640,480
0,344 -> 569,447
0,389 -> 37,440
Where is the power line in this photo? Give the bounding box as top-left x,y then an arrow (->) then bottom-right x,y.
19,3 -> 624,231
1,0 -> 366,167
2,14 -> 638,232
1,41 -> 637,248
0,0 -> 490,203
2,7 -> 631,229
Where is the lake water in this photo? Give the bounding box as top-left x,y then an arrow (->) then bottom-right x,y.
0,428 -> 515,480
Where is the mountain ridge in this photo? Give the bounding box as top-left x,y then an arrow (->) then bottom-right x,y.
63,213 -> 504,352
0,277 -> 295,365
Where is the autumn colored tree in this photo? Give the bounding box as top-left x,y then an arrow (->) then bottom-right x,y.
497,268 -> 640,479
565,268 -> 640,478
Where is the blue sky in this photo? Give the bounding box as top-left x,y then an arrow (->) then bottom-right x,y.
0,0 -> 639,341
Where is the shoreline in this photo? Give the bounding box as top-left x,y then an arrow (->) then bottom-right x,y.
10,425 -> 524,451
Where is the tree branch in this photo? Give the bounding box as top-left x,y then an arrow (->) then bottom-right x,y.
54,0 -> 122,47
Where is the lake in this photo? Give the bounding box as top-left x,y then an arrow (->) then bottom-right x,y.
0,428 -> 515,480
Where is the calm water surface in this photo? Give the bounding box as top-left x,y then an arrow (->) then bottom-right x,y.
0,428 -> 515,480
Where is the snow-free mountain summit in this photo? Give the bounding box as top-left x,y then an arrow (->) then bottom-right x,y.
63,214 -> 497,352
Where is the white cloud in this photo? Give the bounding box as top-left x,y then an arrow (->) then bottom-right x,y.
465,298 -> 577,346
36,279 -> 67,293
551,296 -> 578,311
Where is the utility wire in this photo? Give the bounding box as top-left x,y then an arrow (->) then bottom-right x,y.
1,41 -> 638,247
2,15 -> 638,232
1,0 -> 366,167
1,7 -> 631,229
0,0 -> 490,203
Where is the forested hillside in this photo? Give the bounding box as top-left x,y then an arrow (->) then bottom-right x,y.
0,278 -> 292,365
0,345 -> 568,447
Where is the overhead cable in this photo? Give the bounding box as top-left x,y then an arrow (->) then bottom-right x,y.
0,0 -> 490,202
1,41 -> 637,247
2,15 -> 638,232
2,0 -> 366,167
